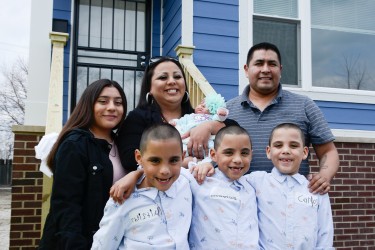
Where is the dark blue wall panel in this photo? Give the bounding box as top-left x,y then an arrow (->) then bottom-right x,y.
162,0 -> 182,56
53,0 -> 72,124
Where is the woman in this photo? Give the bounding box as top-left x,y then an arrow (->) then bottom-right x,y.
39,79 -> 127,249
117,56 -> 237,170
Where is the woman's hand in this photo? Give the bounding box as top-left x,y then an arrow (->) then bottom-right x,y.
109,169 -> 143,204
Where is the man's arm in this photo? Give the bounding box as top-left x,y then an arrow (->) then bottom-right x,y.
308,141 -> 339,194
184,121 -> 225,159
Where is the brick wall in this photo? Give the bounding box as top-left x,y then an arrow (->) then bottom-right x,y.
9,128 -> 375,249
10,125 -> 44,250
310,142 -> 375,249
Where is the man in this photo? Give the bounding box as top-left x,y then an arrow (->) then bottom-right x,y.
188,42 -> 339,194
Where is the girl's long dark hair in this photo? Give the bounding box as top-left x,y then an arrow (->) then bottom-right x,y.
46,79 -> 127,172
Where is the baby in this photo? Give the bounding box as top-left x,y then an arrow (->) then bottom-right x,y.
169,93 -> 228,161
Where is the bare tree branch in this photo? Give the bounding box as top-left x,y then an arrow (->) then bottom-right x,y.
0,57 -> 28,159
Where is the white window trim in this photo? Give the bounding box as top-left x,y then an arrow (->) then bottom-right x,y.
238,0 -> 375,104
333,129 -> 375,143
181,0 -> 193,47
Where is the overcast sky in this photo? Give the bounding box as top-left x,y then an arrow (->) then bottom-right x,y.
0,0 -> 31,82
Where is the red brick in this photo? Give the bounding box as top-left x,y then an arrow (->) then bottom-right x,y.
351,161 -> 366,167
25,156 -> 41,164
23,216 -> 41,223
13,156 -> 25,163
344,240 -> 360,246
10,224 -> 34,231
13,149 -> 37,156
351,149 -> 366,154
13,141 -> 25,148
12,164 -> 38,171
26,141 -> 39,148
9,239 -> 33,247
12,194 -> 36,201
23,231 -> 42,238
12,179 -> 36,186
12,171 -> 24,178
24,201 -> 42,208
342,179 -> 358,185
344,155 -> 359,161
338,148 -> 350,154
25,171 -> 43,178
11,209 -> 36,216
14,134 -> 39,141
24,186 -> 43,193
10,216 -> 22,223
358,144 -> 374,149
358,155 -> 374,161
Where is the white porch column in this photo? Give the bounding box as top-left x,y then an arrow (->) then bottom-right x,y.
41,31 -> 69,227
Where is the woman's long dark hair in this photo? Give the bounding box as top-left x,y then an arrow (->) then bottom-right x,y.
137,56 -> 194,115
46,79 -> 127,172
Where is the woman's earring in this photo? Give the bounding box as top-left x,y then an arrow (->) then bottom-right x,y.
183,91 -> 190,103
146,92 -> 153,104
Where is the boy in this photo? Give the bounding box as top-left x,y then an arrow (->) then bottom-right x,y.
115,125 -> 259,249
183,125 -> 259,249
247,123 -> 334,249
91,124 -> 192,249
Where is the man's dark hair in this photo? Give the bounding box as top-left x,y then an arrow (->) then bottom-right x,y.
246,42 -> 282,65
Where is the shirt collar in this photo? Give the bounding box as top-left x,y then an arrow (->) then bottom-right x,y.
271,167 -> 305,186
214,169 -> 245,191
135,175 -> 177,200
240,84 -> 283,107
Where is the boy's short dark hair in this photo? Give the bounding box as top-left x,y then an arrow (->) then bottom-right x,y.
139,124 -> 183,152
214,125 -> 252,149
269,123 -> 306,146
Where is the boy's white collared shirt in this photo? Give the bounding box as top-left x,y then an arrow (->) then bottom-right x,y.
181,168 -> 259,249
92,174 -> 192,250
247,167 -> 334,250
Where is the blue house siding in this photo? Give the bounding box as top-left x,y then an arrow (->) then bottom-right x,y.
162,0 -> 182,56
53,0 -> 72,123
152,0 -> 161,57
316,101 -> 375,131
49,0 -> 375,133
193,0 -> 239,100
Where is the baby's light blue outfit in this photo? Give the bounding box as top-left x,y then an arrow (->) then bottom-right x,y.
171,112 -> 227,157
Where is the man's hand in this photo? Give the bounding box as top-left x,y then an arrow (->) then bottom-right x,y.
183,121 -> 225,159
310,141 -> 339,195
307,173 -> 331,194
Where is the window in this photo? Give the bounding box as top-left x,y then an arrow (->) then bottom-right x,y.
253,0 -> 299,86
311,0 -> 375,91
73,0 -> 150,111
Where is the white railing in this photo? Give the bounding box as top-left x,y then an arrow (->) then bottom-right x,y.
175,45 -> 216,107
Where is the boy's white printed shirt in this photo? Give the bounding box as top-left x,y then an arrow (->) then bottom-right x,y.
91,175 -> 192,250
181,168 -> 259,249
247,168 -> 334,250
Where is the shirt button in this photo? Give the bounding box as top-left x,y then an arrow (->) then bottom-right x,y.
93,166 -> 97,170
